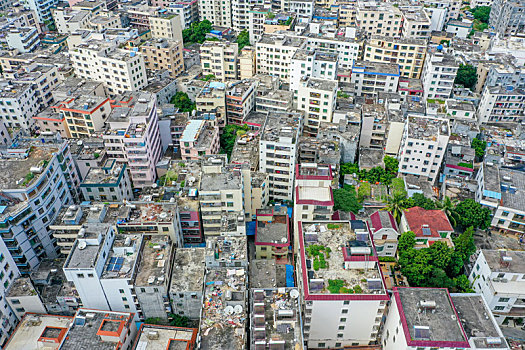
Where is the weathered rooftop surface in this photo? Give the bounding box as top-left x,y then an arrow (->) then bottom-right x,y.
299,221 -> 385,296
5,277 -> 37,297
451,293 -> 508,349
101,233 -> 142,280
132,324 -> 197,350
4,314 -> 73,350
499,168 -> 525,211
61,309 -> 134,350
260,111 -> 302,143
407,115 -> 450,139
64,225 -> 113,269
256,213 -> 289,245
251,288 -> 303,349
135,235 -> 172,286
481,249 -> 525,273
200,268 -> 247,350
200,171 -> 242,191
82,159 -> 124,185
394,287 -> 469,346
170,248 -> 205,292
0,142 -> 58,189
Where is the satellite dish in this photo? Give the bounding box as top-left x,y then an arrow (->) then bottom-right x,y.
78,241 -> 87,250
152,183 -> 158,188
289,289 -> 299,299
224,306 -> 234,315
234,305 -> 243,314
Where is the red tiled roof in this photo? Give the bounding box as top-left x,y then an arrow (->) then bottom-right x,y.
370,211 -> 398,231
403,207 -> 453,238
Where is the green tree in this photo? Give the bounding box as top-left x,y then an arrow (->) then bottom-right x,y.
436,196 -> 459,226
453,275 -> 474,292
220,124 -> 249,158
200,74 -> 216,81
446,251 -> 465,277
471,137 -> 487,160
454,226 -> 476,263
398,231 -> 416,253
168,314 -> 191,327
427,267 -> 455,289
333,185 -> 362,214
170,92 -> 195,113
340,162 -> 359,177
236,30 -> 250,51
455,199 -> 492,230
384,193 -> 410,224
428,241 -> 453,270
383,156 -> 399,175
454,64 -> 477,90
412,193 -> 437,210
357,182 -> 371,202
472,6 -> 491,23
182,20 -> 212,44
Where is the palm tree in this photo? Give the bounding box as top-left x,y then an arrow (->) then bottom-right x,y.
384,193 -> 408,224
436,196 -> 459,227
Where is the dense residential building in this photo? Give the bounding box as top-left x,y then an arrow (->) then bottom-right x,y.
364,36 -> 427,79
401,8 -> 432,39
226,80 -> 256,125
69,40 -> 148,96
21,0 -> 59,23
368,210 -> 399,257
150,14 -> 183,42
477,87 -> 525,124
56,96 -> 112,138
469,250 -> 525,325
476,163 -> 525,235
179,120 -> 220,160
256,34 -> 305,83
198,0 -> 232,27
200,41 -> 239,81
0,80 -> 39,131
351,61 -> 400,97
164,0 -> 199,29
103,93 -> 162,187
297,78 -> 337,135
6,27 -> 39,53
422,50 -> 459,100
398,115 -> 450,183
259,111 -> 303,201
490,0 -> 525,36
79,159 -> 133,202
140,38 -> 184,78
356,1 -> 403,37
255,206 -> 290,263
382,287 -> 470,349
296,220 -> 388,348
290,50 -> 338,93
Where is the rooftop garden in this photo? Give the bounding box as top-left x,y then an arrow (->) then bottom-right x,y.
327,279 -> 364,294
306,244 -> 332,270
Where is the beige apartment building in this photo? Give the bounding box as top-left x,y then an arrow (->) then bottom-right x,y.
239,46 -> 255,79
140,38 -> 184,77
150,14 -> 183,42
356,2 -> 403,37
364,36 -> 427,79
200,41 -> 239,81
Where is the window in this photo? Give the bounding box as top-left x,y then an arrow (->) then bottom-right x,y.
318,343 -> 326,348
88,273 -> 94,278
494,306 -> 505,311
343,300 -> 349,305
499,297 -> 510,302
11,299 -> 20,305
77,273 -> 85,278
15,308 -> 25,313
342,309 -> 348,314
340,318 -> 346,322
119,289 -> 125,293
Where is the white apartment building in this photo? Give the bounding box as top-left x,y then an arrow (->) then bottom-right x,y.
165,0 -> 199,29
150,14 -> 183,42
248,6 -> 269,45
368,210 -> 399,257
199,0 -> 232,27
297,220 -> 388,348
469,250 -> 525,325
200,41 -> 238,81
401,8 -> 432,39
290,50 -> 338,93
475,164 -> 525,235
199,164 -> 244,236
477,87 -> 525,124
6,27 -> 39,53
256,34 -> 306,83
425,7 -> 448,31
293,164 -> 334,238
80,160 -> 133,202
0,80 -> 39,131
303,33 -> 362,70
259,111 -> 302,201
296,78 -> 337,136
290,0 -> 314,22
0,139 -> 79,267
382,287 -> 471,349
364,36 -> 427,79
356,1 -> 403,37
398,115 -> 450,183
351,61 -> 400,97
103,93 -> 162,188
421,50 -> 459,100
422,0 -> 461,21
69,40 -> 147,96
21,0 -> 59,23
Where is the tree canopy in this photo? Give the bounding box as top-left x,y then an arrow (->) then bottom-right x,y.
220,124 -> 249,159
170,92 -> 195,113
471,137 -> 487,160
472,6 -> 491,23
454,64 -> 478,90
454,199 -> 492,230
236,30 -> 250,51
182,20 -> 212,45
333,185 -> 362,214
397,228 -> 476,292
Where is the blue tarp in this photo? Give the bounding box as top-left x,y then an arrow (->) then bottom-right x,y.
246,221 -> 256,236
286,264 -> 294,287
184,242 -> 206,248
